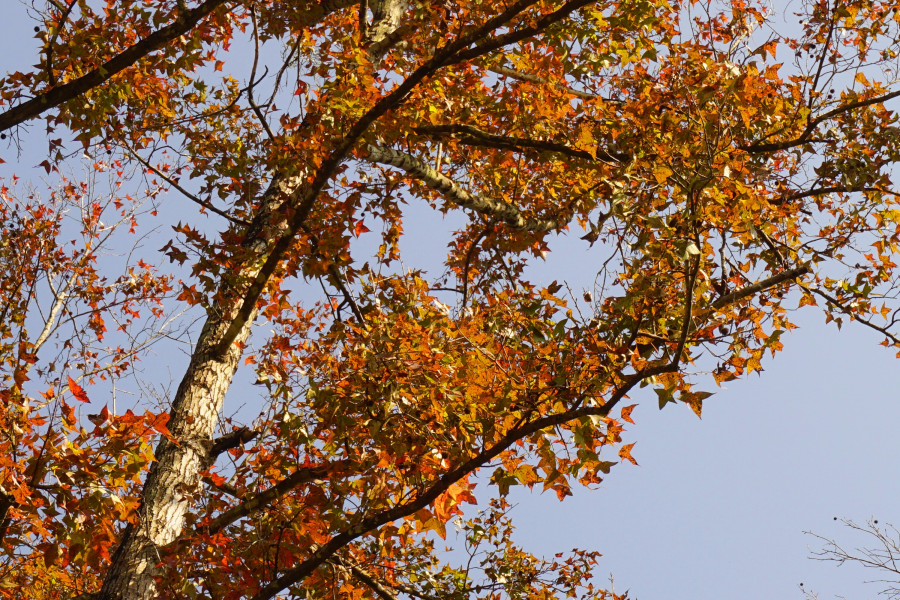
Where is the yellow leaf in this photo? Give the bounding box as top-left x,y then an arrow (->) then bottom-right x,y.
653,165 -> 673,184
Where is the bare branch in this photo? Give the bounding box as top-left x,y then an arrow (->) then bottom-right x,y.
125,146 -> 251,225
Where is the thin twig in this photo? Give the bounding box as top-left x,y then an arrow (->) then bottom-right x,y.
124,146 -> 251,225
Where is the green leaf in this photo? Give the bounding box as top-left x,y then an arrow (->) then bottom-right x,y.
596,461 -> 617,474
655,388 -> 675,409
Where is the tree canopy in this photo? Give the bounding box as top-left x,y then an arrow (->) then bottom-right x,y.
1,0 -> 900,598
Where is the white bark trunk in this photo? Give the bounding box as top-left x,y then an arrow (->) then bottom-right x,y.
97,2 -> 411,596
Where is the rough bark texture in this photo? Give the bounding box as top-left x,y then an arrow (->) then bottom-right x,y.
97,172 -> 300,599
96,2 -> 411,597
97,314 -> 255,599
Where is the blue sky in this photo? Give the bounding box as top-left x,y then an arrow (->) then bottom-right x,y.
2,3 -> 899,599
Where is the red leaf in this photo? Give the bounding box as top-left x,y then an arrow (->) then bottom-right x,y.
68,376 -> 90,403
145,412 -> 175,442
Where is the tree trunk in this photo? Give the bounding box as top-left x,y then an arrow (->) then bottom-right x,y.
97,171 -> 298,599
97,313 -> 255,599
96,3 -> 410,596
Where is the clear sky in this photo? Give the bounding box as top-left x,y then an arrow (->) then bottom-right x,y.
2,3 -> 899,600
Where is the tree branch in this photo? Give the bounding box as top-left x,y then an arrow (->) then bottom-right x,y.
208,426 -> 258,460
740,89 -> 900,154
487,65 -> 601,100
802,285 -> 900,346
43,0 -> 79,86
363,145 -> 569,231
333,558 -> 403,600
201,476 -> 242,498
710,265 -> 811,309
125,146 -> 251,225
445,0 -> 597,66
414,123 -> 628,163
0,491 -> 16,544
775,185 -> 899,204
0,0 -> 231,132
203,460 -> 350,535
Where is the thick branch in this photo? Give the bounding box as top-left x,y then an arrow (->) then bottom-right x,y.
247,363 -> 673,600
208,426 -> 258,460
414,123 -> 628,163
203,460 -> 349,535
710,266 -> 810,309
0,0 -> 230,132
363,145 -> 567,231
487,65 -> 599,100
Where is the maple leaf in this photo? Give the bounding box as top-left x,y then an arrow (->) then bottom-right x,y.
619,443 -> 638,466
2,1 -> 899,597
353,220 -> 371,238
68,376 -> 90,403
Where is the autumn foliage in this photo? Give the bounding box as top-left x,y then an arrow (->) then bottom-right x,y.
2,0 -> 900,598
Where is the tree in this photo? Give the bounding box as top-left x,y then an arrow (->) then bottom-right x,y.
804,518 -> 900,600
1,0 -> 900,598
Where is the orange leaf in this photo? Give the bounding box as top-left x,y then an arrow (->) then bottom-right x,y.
145,412 -> 175,441
619,443 -> 638,466
353,220 -> 371,238
68,376 -> 90,403
620,404 -> 636,424
60,400 -> 77,427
